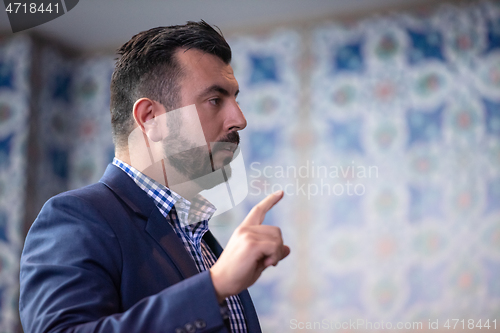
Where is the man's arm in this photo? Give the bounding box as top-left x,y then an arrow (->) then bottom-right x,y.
20,193 -> 226,333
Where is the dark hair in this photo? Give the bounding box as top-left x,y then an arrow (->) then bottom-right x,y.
110,20 -> 231,148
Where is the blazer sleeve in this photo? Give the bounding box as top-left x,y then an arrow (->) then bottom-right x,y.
19,193 -> 228,333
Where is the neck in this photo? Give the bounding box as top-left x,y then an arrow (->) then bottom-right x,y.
115,149 -> 202,200
161,161 -> 204,200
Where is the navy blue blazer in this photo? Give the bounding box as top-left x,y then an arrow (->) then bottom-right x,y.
19,164 -> 262,333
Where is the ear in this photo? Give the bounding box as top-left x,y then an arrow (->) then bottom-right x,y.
133,98 -> 166,142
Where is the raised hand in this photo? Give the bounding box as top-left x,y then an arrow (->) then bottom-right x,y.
210,190 -> 291,303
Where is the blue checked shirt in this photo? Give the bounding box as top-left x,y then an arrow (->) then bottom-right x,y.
113,158 -> 247,333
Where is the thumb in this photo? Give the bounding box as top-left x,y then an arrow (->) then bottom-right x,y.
281,245 -> 291,260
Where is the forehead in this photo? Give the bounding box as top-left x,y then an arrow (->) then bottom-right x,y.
175,48 -> 238,92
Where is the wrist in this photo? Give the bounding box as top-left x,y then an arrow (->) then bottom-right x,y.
210,268 -> 228,304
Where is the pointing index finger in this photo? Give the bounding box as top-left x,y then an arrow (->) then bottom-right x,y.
242,190 -> 284,226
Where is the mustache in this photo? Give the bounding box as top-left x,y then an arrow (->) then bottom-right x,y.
218,131 -> 240,145
211,131 -> 240,152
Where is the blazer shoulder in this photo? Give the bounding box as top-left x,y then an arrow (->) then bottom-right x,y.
51,181 -> 115,203
32,182 -> 120,233
41,181 -> 131,219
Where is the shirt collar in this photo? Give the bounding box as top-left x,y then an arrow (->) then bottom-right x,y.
112,158 -> 216,226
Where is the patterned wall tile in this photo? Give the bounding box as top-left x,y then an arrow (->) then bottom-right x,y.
0,35 -> 31,333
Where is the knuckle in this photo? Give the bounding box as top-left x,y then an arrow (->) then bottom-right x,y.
242,232 -> 255,243
252,205 -> 263,214
246,240 -> 258,251
267,226 -> 282,240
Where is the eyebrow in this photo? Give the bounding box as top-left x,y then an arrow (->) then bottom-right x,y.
199,84 -> 239,98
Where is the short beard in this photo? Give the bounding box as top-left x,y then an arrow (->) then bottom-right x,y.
165,131 -> 240,190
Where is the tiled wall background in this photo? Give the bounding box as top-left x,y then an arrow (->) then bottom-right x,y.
0,35 -> 31,333
0,2 -> 499,332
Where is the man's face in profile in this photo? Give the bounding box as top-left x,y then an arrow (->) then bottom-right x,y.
163,49 -> 246,189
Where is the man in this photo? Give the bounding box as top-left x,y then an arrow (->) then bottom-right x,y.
19,21 -> 290,333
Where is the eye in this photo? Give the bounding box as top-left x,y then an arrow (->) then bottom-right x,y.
209,98 -> 220,106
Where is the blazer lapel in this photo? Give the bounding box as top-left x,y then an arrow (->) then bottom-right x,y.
144,208 -> 199,278
100,164 -> 199,279
202,230 -> 223,257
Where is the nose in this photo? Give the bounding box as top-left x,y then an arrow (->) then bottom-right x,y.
225,100 -> 247,132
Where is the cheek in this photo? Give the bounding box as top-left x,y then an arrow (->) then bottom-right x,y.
197,112 -> 222,143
